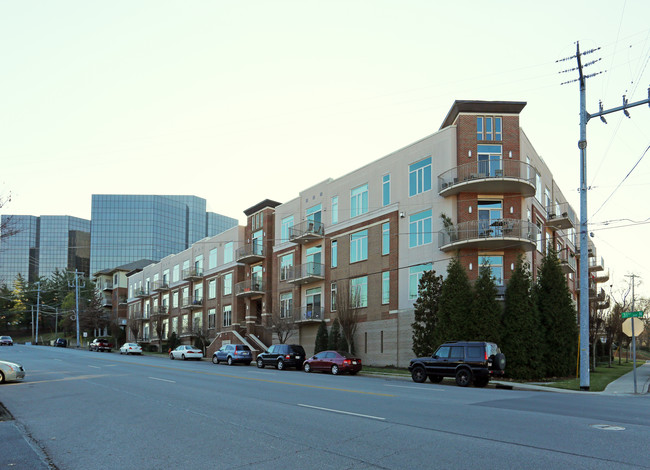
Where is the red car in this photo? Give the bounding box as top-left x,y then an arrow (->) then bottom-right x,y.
303,350 -> 362,375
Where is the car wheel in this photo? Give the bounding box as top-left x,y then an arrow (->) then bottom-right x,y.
493,353 -> 506,371
212,355 -> 219,365
277,360 -> 284,370
304,363 -> 311,373
411,366 -> 427,383
182,354 -> 186,361
0,371 -> 4,384
455,368 -> 472,387
474,377 -> 489,388
169,353 -> 174,360
350,371 -> 358,376
227,357 -> 233,366
429,375 -> 443,383
331,364 -> 339,375
257,358 -> 264,368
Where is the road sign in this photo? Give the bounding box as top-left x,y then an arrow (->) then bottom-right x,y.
622,311 -> 643,319
622,317 -> 644,337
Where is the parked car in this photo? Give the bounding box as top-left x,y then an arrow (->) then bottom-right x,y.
119,343 -> 143,355
0,336 -> 13,346
0,360 -> 25,383
212,344 -> 252,365
256,344 -> 306,370
54,338 -> 67,347
408,341 -> 506,387
303,350 -> 362,375
89,338 -> 112,352
169,345 -> 203,360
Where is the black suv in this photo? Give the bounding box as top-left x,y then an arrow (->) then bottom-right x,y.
256,344 -> 306,370
212,344 -> 252,366
408,341 -> 506,387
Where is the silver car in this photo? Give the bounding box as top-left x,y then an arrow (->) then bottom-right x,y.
0,360 -> 25,383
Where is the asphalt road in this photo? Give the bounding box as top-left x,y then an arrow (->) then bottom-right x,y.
1,345 -> 649,469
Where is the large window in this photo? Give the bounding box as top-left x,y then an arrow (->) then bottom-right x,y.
350,184 -> 368,218
477,116 -> 502,141
535,172 -> 542,204
330,282 -> 337,312
280,292 -> 293,318
350,276 -> 368,308
478,255 -> 504,286
382,222 -> 390,255
223,305 -> 232,327
478,200 -> 503,236
209,248 -> 217,269
208,309 -> 216,329
281,216 -> 293,243
350,229 -> 368,263
409,157 -> 432,197
409,263 -> 432,299
331,196 -> 338,224
223,242 -> 233,264
208,279 -> 216,299
173,264 -> 179,283
280,254 -> 293,281
331,240 -> 338,268
409,210 -> 432,247
223,272 -> 232,295
382,271 -> 390,305
306,204 -> 321,225
382,174 -> 390,206
477,145 -> 502,177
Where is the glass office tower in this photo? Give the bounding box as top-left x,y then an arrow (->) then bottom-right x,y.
89,195 -> 237,274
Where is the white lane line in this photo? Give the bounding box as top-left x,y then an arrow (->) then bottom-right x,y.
53,359 -> 63,362
105,364 -> 118,367
149,376 -> 176,383
88,365 -> 101,369
384,384 -> 444,392
297,404 -> 385,421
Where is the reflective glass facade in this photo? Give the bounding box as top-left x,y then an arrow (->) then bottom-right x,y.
90,195 -> 237,274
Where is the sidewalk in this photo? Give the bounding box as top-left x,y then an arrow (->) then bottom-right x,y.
602,360 -> 650,395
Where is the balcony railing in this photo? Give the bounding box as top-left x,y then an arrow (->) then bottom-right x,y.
182,268 -> 203,281
152,281 -> 170,292
437,160 -> 536,197
546,202 -> 576,230
236,243 -> 265,264
102,281 -> 114,291
295,305 -> 323,323
558,249 -> 577,274
118,296 -> 128,305
288,220 -> 325,244
181,297 -> 203,309
136,289 -> 150,298
588,256 -> 604,272
439,218 -> 539,251
594,269 -> 609,283
151,306 -> 168,316
234,279 -> 266,297
284,262 -> 325,285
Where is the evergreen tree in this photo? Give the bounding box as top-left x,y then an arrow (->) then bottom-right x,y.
439,256 -> 473,341
328,318 -> 342,350
536,249 -> 578,377
314,320 -> 329,353
501,255 -> 543,379
467,262 -> 501,343
411,269 -> 443,356
337,334 -> 349,353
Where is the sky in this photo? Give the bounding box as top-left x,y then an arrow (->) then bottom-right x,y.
1,1 -> 650,298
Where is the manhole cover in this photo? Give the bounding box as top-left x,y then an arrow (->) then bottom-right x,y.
590,424 -> 625,431
0,403 -> 14,422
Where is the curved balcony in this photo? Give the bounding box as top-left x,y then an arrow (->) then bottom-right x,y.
594,269 -> 609,283
438,160 -> 536,197
439,218 -> 539,252
289,220 -> 325,244
236,243 -> 265,264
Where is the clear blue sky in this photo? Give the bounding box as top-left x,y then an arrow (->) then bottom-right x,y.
2,1 -> 649,298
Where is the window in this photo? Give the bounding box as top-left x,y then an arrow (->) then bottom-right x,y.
306,287 -> 322,319
182,314 -> 189,333
182,260 -> 189,275
546,228 -> 553,254
223,305 -> 232,327
478,200 -> 503,236
535,173 -> 542,203
280,292 -> 293,318
173,265 -> 179,283
209,248 -> 217,269
194,255 -> 203,275
172,291 -> 178,308
409,263 -> 432,299
223,273 -> 232,295
193,311 -> 202,330
162,269 -> 169,285
350,229 -> 368,263
252,229 -> 263,255
477,116 -> 502,141
331,282 -> 337,311
409,210 -> 432,247
280,254 -> 293,281
208,279 -> 216,299
536,221 -> 543,253
477,145 -> 502,177
545,187 -> 552,214
281,216 -> 293,243
223,242 -> 233,264
331,196 -> 338,224
208,309 -> 216,328
331,240 -> 338,268
306,204 -> 322,225
350,276 -> 368,308
382,271 -> 390,305
409,157 -> 432,196
382,222 -> 390,255
382,174 -> 390,206
479,255 -> 504,286
350,184 -> 368,218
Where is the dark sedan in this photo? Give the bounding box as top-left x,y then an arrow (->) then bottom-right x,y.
303,350 -> 362,375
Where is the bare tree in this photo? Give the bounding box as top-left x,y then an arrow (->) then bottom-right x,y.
268,310 -> 296,344
0,193 -> 19,245
192,321 -> 210,356
127,316 -> 140,343
336,282 -> 360,354
149,309 -> 167,352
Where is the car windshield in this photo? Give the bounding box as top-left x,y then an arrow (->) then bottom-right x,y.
1,336 -> 10,340
486,343 -> 499,356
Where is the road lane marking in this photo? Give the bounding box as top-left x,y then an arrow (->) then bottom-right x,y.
384,384 -> 444,392
297,404 -> 385,421
88,365 -> 101,369
10,374 -> 114,385
149,376 -> 175,383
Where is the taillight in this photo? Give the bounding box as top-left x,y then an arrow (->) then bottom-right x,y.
285,355 -> 291,360
343,359 -> 351,365
485,351 -> 488,361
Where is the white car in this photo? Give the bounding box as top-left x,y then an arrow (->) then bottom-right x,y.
0,360 -> 25,383
119,343 -> 143,355
169,345 -> 203,361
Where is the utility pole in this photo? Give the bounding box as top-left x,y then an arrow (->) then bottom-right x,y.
31,305 -> 34,343
35,281 -> 41,345
625,274 -> 639,393
55,307 -> 58,337
559,42 -> 650,391
69,271 -> 84,348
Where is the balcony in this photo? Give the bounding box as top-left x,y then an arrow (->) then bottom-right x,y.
437,160 -> 536,197
118,296 -> 128,305
594,269 -> 610,283
101,281 -> 114,292
545,202 -> 576,230
152,281 -> 170,292
439,218 -> 538,252
558,250 -> 577,275
236,243 -> 265,264
288,220 -> 325,244
151,306 -> 169,317
234,279 -> 266,297
133,312 -> 148,321
182,268 -> 203,282
295,305 -> 323,323
588,256 -> 604,272
137,336 -> 151,343
284,262 -> 325,285
135,289 -> 150,298
101,297 -> 112,308
181,297 -> 203,310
